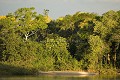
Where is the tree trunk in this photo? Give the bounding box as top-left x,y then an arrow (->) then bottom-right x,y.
25,34 -> 29,40
113,43 -> 119,67
107,53 -> 110,65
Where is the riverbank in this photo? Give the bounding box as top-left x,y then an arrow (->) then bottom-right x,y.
38,71 -> 98,76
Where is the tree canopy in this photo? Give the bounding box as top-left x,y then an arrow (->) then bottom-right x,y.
0,7 -> 120,75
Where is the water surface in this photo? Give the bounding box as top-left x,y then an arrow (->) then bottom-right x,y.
0,74 -> 120,80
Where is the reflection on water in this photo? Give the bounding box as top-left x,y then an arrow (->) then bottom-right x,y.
0,75 -> 120,80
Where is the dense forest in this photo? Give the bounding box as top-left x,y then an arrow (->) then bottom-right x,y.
0,7 -> 120,75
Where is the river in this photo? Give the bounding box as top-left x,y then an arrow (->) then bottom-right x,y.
0,74 -> 120,80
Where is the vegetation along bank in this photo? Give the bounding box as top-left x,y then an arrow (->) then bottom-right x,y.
0,7 -> 120,75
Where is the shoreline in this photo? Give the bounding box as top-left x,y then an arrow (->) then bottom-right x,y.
38,71 -> 98,76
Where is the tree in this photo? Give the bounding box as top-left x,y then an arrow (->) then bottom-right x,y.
91,10 -> 120,71
43,34 -> 77,70
7,7 -> 48,40
43,9 -> 49,16
88,35 -> 110,70
0,7 -> 48,73
1,7 -> 120,74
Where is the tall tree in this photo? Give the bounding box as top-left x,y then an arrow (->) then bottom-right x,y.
9,7 -> 48,40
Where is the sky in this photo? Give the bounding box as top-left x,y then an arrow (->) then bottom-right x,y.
0,0 -> 120,19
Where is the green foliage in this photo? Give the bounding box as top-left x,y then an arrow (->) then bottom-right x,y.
0,7 -> 120,75
6,7 -> 47,40
44,35 -> 72,70
94,10 -> 119,39
86,35 -> 110,70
